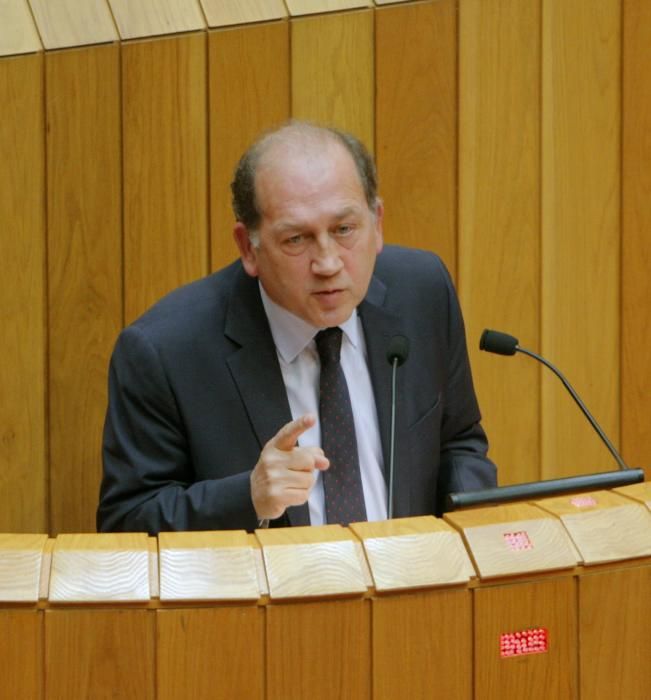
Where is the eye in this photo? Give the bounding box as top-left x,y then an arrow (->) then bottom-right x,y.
284,233 -> 304,246
334,224 -> 355,236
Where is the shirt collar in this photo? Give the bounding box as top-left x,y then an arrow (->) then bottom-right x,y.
259,282 -> 360,363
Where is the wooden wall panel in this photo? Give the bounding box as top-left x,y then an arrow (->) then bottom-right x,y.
541,0 -> 621,478
0,54 -> 47,533
622,0 -> 651,475
291,9 -> 374,151
459,0 -> 541,486
372,589 -> 472,700
579,565 -> 651,699
266,599 -> 371,700
122,33 -> 209,324
157,607 -> 264,700
46,45 -> 122,534
474,577 -> 578,699
0,610 -> 42,699
209,21 -> 290,270
45,609 -> 154,698
376,0 -> 457,271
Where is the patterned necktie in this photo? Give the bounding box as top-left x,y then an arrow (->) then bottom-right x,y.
315,327 -> 367,525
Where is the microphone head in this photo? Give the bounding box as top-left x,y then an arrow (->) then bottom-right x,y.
480,329 -> 518,356
387,335 -> 410,366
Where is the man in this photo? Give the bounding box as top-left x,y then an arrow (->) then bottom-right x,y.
97,122 -> 496,534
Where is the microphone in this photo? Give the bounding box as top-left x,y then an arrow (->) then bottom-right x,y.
446,329 -> 644,510
386,335 -> 410,518
480,329 -> 628,470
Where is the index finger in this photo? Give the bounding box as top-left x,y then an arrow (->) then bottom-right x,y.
272,414 -> 316,452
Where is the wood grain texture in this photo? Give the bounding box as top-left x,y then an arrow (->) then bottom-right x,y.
558,505 -> 651,564
108,0 -> 205,39
0,53 -> 46,533
0,610 -> 42,700
46,44 -> 122,534
285,0 -> 370,16
0,0 -> 42,56
28,0 -> 118,49
376,0 -> 457,269
463,517 -> 579,579
474,577 -> 578,699
615,481 -> 651,511
157,607 -> 264,700
262,541 -> 367,598
158,530 -> 259,600
372,589 -> 472,700
48,533 -> 150,602
45,608 -> 154,699
0,533 -> 47,601
541,0 -> 621,478
266,598 -> 370,700
291,9 -> 373,149
579,564 -> 651,699
209,20 -> 290,270
536,488 -> 633,515
622,0 -> 651,472
458,0 -> 541,485
200,0 -> 287,27
122,33 -> 208,323
351,517 -> 475,590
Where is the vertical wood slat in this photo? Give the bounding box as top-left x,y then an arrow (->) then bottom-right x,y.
156,607 -> 264,700
209,21 -> 290,270
46,45 -> 122,534
45,609 -> 154,699
291,9 -> 374,151
266,599 -> 371,700
372,589 -> 472,700
122,33 -> 208,324
474,577 -> 578,699
541,0 -> 621,478
579,565 -> 651,699
375,0 -> 457,272
0,53 -> 47,533
0,610 -> 43,699
622,0 -> 651,475
458,0 -> 541,485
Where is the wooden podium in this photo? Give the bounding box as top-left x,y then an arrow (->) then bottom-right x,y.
1,484 -> 649,699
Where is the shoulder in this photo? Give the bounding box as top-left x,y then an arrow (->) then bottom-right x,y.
373,244 -> 455,303
121,259 -> 248,350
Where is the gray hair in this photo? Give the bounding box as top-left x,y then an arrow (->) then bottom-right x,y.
231,121 -> 378,235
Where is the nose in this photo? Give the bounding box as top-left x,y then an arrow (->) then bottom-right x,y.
311,234 -> 343,276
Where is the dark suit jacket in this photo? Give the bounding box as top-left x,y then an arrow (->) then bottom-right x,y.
97,245 -> 496,534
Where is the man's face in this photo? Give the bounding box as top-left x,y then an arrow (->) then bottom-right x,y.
234,141 -> 383,328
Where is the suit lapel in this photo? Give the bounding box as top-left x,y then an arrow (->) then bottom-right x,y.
223,268 -> 310,527
358,276 -> 411,519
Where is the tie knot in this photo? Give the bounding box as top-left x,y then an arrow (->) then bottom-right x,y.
315,327 -> 343,365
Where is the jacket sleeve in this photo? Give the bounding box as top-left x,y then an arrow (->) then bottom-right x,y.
436,260 -> 497,511
97,325 -> 258,534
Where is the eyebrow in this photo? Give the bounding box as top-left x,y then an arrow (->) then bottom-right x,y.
272,206 -> 363,235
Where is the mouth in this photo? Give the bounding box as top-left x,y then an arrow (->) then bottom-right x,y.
313,289 -> 345,305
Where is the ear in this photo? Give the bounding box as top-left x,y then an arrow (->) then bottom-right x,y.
373,198 -> 384,254
233,223 -> 259,277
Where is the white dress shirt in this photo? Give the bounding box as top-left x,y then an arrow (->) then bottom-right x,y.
259,284 -> 387,525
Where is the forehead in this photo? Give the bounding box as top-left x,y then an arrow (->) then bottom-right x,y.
254,139 -> 366,218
